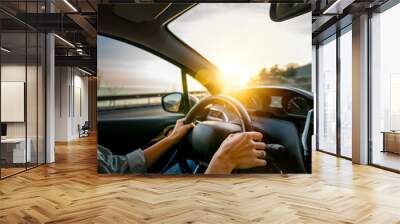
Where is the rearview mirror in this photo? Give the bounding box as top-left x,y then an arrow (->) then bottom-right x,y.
162,92 -> 183,113
270,3 -> 311,22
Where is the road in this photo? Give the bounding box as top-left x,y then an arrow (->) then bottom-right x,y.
98,105 -> 169,120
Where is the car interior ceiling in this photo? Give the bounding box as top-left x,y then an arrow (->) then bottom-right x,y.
98,4 -> 223,94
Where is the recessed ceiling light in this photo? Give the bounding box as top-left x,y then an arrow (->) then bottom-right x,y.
54,34 -> 75,48
1,47 -> 11,53
323,0 -> 354,15
78,67 -> 93,76
63,0 -> 78,12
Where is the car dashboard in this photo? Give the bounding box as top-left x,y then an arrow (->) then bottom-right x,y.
237,86 -> 313,173
205,86 -> 314,123
232,87 -> 313,119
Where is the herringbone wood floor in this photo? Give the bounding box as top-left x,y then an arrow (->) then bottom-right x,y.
1,135 -> 400,224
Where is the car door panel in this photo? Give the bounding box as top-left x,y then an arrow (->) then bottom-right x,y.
98,114 -> 184,155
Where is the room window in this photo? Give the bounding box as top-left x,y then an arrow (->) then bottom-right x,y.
370,3 -> 400,171
317,36 -> 337,154
339,28 -> 352,158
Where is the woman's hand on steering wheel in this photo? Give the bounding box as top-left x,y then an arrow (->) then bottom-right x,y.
168,119 -> 195,144
205,132 -> 267,174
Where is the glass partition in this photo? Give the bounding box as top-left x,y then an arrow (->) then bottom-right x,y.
1,30 -> 28,177
0,2 -> 46,179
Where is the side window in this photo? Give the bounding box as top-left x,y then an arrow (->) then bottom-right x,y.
186,74 -> 210,100
97,35 -> 183,118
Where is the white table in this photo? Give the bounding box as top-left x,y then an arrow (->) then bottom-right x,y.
1,138 -> 31,163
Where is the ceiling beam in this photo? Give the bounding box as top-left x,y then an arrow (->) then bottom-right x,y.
67,14 -> 97,43
55,55 -> 96,71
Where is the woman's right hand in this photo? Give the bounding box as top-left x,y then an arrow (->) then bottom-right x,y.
205,132 -> 267,174
168,118 -> 195,144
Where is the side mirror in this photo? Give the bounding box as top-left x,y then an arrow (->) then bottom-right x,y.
270,3 -> 311,22
162,92 -> 183,113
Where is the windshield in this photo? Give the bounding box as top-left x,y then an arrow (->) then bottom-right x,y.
168,3 -> 312,92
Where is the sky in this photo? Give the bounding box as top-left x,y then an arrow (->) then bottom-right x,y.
98,3 -> 311,95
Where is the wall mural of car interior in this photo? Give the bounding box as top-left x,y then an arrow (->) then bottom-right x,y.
97,3 -> 312,175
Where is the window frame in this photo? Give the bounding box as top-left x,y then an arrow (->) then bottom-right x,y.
368,1 -> 400,173
315,24 -> 353,161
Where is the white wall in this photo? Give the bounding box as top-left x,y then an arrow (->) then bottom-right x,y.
54,67 -> 89,141
1,65 -> 29,138
55,67 -> 70,141
71,73 -> 89,138
1,63 -> 46,164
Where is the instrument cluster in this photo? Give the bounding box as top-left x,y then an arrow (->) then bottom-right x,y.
233,87 -> 313,118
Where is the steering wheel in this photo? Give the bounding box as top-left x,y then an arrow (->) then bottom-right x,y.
175,95 -> 254,174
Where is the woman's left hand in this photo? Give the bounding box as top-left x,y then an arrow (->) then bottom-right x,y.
168,118 -> 195,144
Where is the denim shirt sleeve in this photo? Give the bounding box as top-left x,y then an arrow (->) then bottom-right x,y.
97,145 -> 147,174
125,148 -> 147,173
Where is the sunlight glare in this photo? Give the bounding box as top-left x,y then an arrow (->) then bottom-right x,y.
218,62 -> 259,91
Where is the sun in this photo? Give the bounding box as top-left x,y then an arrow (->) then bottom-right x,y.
218,62 -> 258,91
